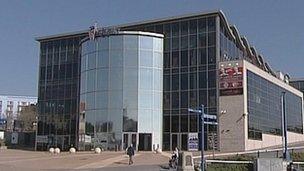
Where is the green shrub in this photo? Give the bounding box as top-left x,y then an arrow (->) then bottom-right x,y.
206,163 -> 253,171
291,152 -> 304,162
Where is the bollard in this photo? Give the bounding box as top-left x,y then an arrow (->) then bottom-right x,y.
69,147 -> 76,153
49,147 -> 55,154
156,148 -> 162,154
95,147 -> 101,154
54,148 -> 60,154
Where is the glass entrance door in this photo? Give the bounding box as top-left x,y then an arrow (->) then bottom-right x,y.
122,133 -> 137,150
138,133 -> 152,151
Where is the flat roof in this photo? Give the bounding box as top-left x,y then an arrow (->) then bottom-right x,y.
36,9 -> 221,42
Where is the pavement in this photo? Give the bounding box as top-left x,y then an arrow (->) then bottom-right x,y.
0,149 -> 171,171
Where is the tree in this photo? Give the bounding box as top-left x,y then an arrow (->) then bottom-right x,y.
17,104 -> 37,132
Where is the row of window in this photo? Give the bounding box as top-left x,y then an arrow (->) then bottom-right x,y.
247,71 -> 303,140
38,99 -> 77,116
163,70 -> 217,91
163,90 -> 217,110
126,16 -> 216,38
163,32 -> 216,52
40,63 -> 78,81
164,47 -> 216,68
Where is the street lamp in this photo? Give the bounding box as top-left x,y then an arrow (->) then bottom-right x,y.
281,92 -> 290,161
34,116 -> 38,151
188,104 -> 217,171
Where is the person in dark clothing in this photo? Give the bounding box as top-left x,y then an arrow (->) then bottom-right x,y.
126,144 -> 135,165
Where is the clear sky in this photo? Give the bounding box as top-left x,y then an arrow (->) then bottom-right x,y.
0,0 -> 303,96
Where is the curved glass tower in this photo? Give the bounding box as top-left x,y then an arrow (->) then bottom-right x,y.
79,31 -> 163,151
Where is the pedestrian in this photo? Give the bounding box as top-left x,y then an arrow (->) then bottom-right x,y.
126,144 -> 135,165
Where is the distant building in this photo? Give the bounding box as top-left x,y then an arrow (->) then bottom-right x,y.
0,95 -> 37,130
290,78 -> 304,94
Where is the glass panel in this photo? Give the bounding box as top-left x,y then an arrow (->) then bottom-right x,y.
190,115 -> 198,132
189,20 -> 197,34
171,22 -> 179,37
140,50 -> 153,67
181,115 -> 188,132
181,21 -> 188,35
97,50 -> 109,68
139,68 -> 152,90
172,51 -> 179,68
171,115 -> 179,132
181,91 -> 188,108
87,70 -> 96,92
198,18 -> 207,33
96,69 -> 108,91
140,36 -> 153,50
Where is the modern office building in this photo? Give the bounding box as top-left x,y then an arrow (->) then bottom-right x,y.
0,95 -> 37,130
78,31 -> 163,151
36,10 -> 304,152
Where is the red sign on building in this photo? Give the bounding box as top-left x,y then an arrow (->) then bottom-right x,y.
219,66 -> 243,96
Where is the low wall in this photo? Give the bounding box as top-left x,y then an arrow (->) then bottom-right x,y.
246,132 -> 304,151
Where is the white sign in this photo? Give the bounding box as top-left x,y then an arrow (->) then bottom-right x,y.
36,135 -> 48,143
11,132 -> 18,144
188,133 -> 198,151
0,131 -> 4,140
85,135 -> 92,143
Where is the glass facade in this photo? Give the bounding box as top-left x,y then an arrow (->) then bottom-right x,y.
37,11 -> 304,151
79,32 -> 163,150
247,71 -> 303,140
122,15 -> 218,150
220,23 -> 245,61
37,36 -> 84,150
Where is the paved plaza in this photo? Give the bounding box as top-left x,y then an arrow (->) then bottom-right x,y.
0,149 -> 171,171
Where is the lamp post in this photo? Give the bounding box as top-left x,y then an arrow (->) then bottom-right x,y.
33,116 -> 38,151
200,104 -> 205,171
281,92 -> 290,161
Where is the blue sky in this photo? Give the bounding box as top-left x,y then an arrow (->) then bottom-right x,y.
0,0 -> 303,96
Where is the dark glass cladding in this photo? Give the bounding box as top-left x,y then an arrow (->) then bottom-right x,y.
219,22 -> 246,62
122,15 -> 217,151
247,71 -> 303,140
37,37 -> 84,151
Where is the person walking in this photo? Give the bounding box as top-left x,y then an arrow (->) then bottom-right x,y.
126,144 -> 135,165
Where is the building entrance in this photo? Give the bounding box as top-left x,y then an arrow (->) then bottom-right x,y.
138,133 -> 152,151
122,133 -> 137,150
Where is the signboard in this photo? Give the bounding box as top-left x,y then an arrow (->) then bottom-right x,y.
188,133 -> 198,151
11,132 -> 18,144
85,135 -> 92,143
36,135 -> 48,143
0,131 -> 4,140
219,63 -> 243,96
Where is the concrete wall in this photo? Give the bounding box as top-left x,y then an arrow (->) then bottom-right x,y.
219,95 -> 246,152
247,132 -> 304,151
219,60 -> 304,152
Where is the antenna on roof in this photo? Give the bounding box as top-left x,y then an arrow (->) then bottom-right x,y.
89,22 -> 99,40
